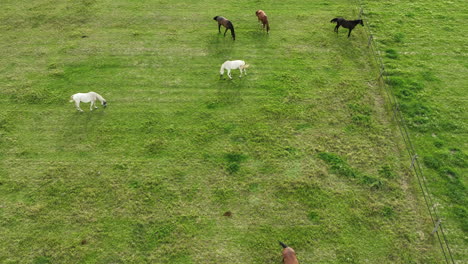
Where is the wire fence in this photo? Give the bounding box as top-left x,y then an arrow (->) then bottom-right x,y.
353,0 -> 455,263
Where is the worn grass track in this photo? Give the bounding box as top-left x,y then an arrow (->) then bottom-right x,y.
0,0 -> 456,263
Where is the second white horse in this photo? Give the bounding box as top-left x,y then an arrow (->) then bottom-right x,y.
70,92 -> 107,112
220,60 -> 249,79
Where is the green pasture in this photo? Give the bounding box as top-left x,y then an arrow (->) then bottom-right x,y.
0,0 -> 463,263
364,0 -> 467,261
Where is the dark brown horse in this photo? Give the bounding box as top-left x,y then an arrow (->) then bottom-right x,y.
213,16 -> 235,40
255,10 -> 270,33
279,242 -> 299,264
330,17 -> 363,38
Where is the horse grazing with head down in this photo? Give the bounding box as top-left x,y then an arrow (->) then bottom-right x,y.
213,16 -> 235,40
70,92 -> 107,112
330,17 -> 364,38
279,242 -> 299,264
256,10 -> 270,33
220,60 -> 249,79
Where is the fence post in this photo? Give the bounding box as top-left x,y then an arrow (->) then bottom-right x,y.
368,34 -> 373,48
432,219 -> 442,235
410,154 -> 419,169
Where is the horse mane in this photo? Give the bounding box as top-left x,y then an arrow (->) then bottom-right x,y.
93,92 -> 106,103
227,21 -> 235,40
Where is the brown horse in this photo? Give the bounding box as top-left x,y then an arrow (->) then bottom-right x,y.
255,10 -> 270,33
213,16 -> 235,40
279,242 -> 299,264
330,17 -> 363,38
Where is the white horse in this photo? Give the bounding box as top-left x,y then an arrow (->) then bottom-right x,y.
69,92 -> 107,112
220,60 -> 250,79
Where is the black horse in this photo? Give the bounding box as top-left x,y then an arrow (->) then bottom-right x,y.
213,16 -> 235,40
330,18 -> 363,38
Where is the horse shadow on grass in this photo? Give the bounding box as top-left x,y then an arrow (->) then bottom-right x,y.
204,79 -> 245,110
206,34 -> 235,58
59,108 -> 108,150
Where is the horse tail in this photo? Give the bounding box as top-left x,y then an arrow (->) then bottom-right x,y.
330,18 -> 338,23
228,21 -> 235,40
266,21 -> 270,33
279,241 -> 288,248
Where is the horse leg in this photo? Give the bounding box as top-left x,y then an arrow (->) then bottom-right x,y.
224,27 -> 228,37
334,25 -> 340,33
75,101 -> 83,112
90,101 -> 94,111
218,24 -> 221,33
348,29 -> 352,38
227,69 -> 232,79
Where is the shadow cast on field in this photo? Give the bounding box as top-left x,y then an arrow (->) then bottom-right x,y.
60,109 -> 107,143
204,79 -> 245,109
206,34 -> 235,58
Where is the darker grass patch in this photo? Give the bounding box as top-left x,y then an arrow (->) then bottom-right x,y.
212,187 -> 236,204
33,256 -> 52,264
307,211 -> 320,221
317,152 -> 357,178
423,149 -> 467,231
361,175 -> 383,190
0,114 -> 12,132
385,49 -> 399,59
378,165 -> 397,179
318,152 -> 387,189
276,180 -> 330,209
132,221 -> 175,251
336,248 -> 359,264
347,103 -> 373,128
452,205 -> 468,233
144,138 -> 167,156
393,32 -> 405,43
224,152 -> 247,174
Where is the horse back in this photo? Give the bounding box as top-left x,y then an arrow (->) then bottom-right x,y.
282,247 -> 299,264
331,17 -> 344,24
215,16 -> 228,25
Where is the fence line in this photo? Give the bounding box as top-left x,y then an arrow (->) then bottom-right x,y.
353,0 -> 455,263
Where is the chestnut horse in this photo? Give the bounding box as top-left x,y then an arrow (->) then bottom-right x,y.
256,10 -> 270,33
279,242 -> 299,264
213,16 -> 235,40
330,17 -> 363,38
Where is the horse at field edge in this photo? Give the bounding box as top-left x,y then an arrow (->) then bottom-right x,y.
330,17 -> 363,38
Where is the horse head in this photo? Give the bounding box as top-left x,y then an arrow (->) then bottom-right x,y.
359,19 -> 364,26
102,101 -> 107,108
213,16 -> 219,21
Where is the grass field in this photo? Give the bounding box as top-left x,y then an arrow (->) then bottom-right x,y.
0,0 -> 463,263
363,0 -> 467,261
